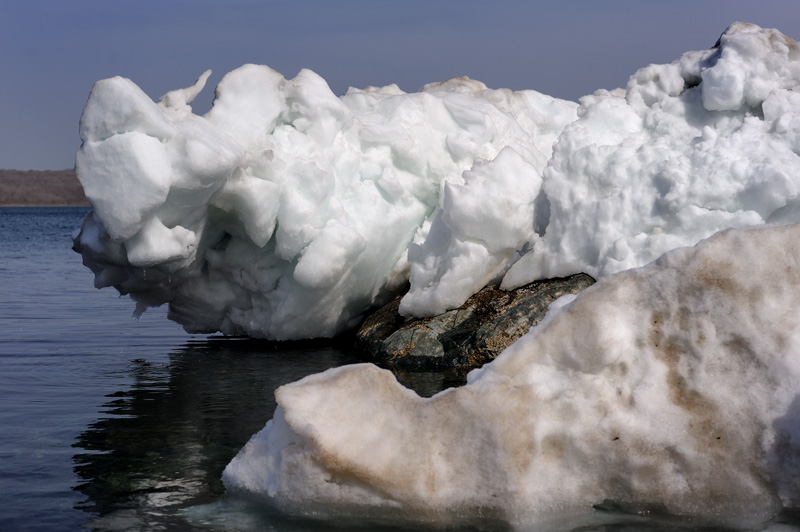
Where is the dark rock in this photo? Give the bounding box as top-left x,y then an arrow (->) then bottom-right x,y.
356,273 -> 595,373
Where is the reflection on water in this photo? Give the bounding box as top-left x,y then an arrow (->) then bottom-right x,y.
71,336 -> 776,532
71,333 -> 800,532
67,338 -> 800,530
72,338 -> 469,531
72,339 -> 360,530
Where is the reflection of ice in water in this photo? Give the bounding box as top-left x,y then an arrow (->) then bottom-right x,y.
73,341 -> 362,531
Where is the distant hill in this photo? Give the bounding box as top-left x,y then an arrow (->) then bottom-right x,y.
0,169 -> 89,206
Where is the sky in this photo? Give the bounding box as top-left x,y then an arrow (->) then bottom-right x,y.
2,0 -> 800,170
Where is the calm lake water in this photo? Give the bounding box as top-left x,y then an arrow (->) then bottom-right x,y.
2,207 -> 799,532
0,207 -> 448,532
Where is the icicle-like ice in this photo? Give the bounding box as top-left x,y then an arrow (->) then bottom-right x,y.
73,67 -> 576,339
223,221 -> 800,526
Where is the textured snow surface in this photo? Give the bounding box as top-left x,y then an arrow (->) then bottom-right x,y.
224,222 -> 800,526
74,22 -> 800,336
73,64 -> 575,339
503,22 -> 800,286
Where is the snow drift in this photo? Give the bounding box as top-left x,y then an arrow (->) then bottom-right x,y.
224,221 -> 800,527
73,22 -> 800,337
503,21 -> 800,287
72,65 -> 576,339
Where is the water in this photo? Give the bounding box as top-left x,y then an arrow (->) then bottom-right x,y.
0,207 -> 452,532
0,208 -> 354,530
2,207 -> 798,532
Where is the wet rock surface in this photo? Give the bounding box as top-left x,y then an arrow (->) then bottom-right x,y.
356,273 -> 595,372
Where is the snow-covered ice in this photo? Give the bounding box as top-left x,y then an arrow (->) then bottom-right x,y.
73,65 -> 576,339
399,145 -> 544,317
74,22 -> 800,336
73,21 -> 800,526
503,22 -> 800,287
224,221 -> 800,527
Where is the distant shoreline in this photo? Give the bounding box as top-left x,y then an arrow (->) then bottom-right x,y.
0,169 -> 89,206
0,204 -> 90,208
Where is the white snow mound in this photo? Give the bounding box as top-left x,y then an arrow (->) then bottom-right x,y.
74,22 -> 800,336
223,221 -> 800,526
503,22 -> 800,286
73,66 -> 576,339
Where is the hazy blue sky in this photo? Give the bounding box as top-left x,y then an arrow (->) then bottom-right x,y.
2,0 -> 800,170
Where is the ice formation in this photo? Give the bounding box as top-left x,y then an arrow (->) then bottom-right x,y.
503,21 -> 800,287
70,19 -> 800,527
73,64 -> 576,339
224,221 -> 800,526
215,22 -> 800,527
399,145 -> 544,317
74,22 -> 800,335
